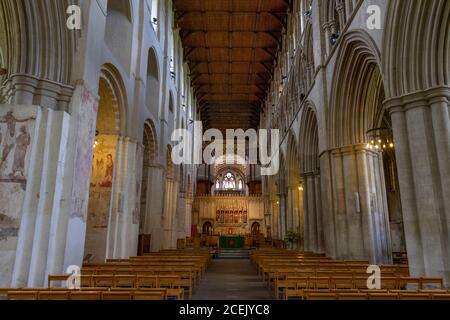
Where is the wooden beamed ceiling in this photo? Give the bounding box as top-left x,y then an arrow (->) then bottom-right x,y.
174,0 -> 291,130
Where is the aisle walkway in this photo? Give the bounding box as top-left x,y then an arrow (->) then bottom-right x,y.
193,259 -> 273,300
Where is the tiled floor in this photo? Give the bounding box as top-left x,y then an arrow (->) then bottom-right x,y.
192,259 -> 274,300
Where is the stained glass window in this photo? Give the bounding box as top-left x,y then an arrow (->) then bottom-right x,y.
222,172 -> 236,190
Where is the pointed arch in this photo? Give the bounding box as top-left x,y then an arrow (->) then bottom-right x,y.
299,103 -> 319,175
382,0 -> 450,98
328,30 -> 385,148
287,130 -> 300,187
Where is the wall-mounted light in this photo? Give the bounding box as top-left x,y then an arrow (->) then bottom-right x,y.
330,33 -> 339,46
93,130 -> 99,149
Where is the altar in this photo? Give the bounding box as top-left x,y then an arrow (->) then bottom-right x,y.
219,236 -> 245,249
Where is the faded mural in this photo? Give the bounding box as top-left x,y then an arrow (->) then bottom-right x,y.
83,133 -> 117,263
0,106 -> 36,286
87,135 -> 116,228
69,87 -> 99,223
0,108 -> 35,241
133,144 -> 143,225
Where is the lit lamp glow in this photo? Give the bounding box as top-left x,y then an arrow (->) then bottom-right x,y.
366,128 -> 394,152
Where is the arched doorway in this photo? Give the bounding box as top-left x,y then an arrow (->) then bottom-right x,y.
84,65 -> 126,263
251,222 -> 261,236
137,120 -> 158,255
202,221 -> 213,235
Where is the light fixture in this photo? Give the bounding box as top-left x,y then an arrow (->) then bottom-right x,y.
93,130 -> 99,149
366,127 -> 394,151
330,33 -> 339,45
298,186 -> 304,191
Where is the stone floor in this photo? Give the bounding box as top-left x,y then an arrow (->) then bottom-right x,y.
192,259 -> 274,300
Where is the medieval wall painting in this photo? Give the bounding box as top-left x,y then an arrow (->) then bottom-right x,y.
133,144 -> 143,225
84,134 -> 117,262
0,106 -> 37,286
69,86 -> 99,223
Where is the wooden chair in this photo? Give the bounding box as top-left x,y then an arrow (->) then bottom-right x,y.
167,288 -> 185,300
7,291 -> 38,300
48,275 -> 70,288
420,277 -> 443,289
353,277 -> 369,289
398,277 -> 420,290
93,275 -> 114,287
367,293 -> 398,300
381,277 -> 398,290
304,292 -> 337,300
314,277 -> 331,290
69,291 -> 101,300
136,276 -> 158,288
331,277 -> 353,290
419,289 -> 448,294
399,293 -> 431,300
81,275 -> 93,287
337,293 -> 368,300
114,275 -> 136,288
101,292 -> 132,300
133,292 -> 165,300
38,291 -> 70,300
432,294 -> 450,301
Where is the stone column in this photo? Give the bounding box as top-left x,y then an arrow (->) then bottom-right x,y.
319,152 -> 337,258
335,1 -> 346,31
278,193 -> 287,240
185,197 -> 193,237
329,145 -> 392,263
145,165 -> 165,251
103,136 -> 139,260
306,174 -> 318,252
314,173 -> 325,253
270,199 -> 279,239
287,186 -> 296,232
345,0 -> 353,20
323,23 -> 331,56
385,87 -> 450,285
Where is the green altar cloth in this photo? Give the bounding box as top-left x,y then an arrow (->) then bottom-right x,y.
219,236 -> 245,249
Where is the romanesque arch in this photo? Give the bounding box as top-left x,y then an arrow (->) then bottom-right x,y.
84,64 -> 128,263
139,120 -> 158,235
0,0 -> 78,108
146,48 -> 160,115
